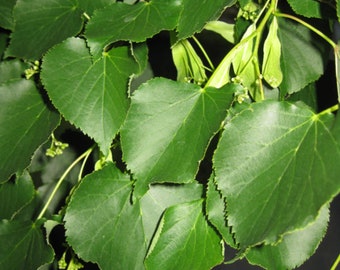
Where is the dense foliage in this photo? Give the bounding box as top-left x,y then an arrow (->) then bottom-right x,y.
0,0 -> 340,269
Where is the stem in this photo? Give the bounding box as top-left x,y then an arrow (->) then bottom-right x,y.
36,145 -> 95,220
274,12 -> 337,48
192,36 -> 215,71
318,104 -> 339,116
331,254 -> 340,270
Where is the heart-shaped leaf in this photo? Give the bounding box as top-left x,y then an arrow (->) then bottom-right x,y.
213,100 -> 340,248
121,78 -> 239,197
41,37 -> 139,155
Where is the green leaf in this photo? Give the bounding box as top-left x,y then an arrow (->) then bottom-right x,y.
213,100 -> 340,248
206,175 -> 236,248
278,18 -> 325,95
0,171 -> 35,220
85,0 -> 182,58
286,0 -> 334,19
140,183 -> 203,243
41,38 -> 138,155
177,0 -> 236,39
78,0 -> 116,16
0,59 -> 27,84
64,163 -> 147,270
204,20 -> 235,44
145,200 -> 223,270
0,0 -> 16,30
6,0 -> 83,60
121,78 -> 239,197
0,220 -> 54,270
246,204 -> 329,269
262,17 -> 282,88
0,79 -> 60,182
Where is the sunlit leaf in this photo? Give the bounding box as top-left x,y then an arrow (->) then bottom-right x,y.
0,220 -> 54,270
214,100 -> 340,248
121,78 -> 239,197
41,37 -> 138,155
145,200 -> 223,269
64,164 -> 147,270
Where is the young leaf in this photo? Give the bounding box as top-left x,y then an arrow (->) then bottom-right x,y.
0,220 -> 54,270
120,78 -> 239,197
246,204 -> 329,269
6,0 -> 83,60
0,171 -> 35,220
177,0 -> 236,39
85,0 -> 182,58
41,37 -> 138,155
213,100 -> 340,248
64,163 -> 147,270
204,20 -> 235,44
262,17 -> 283,88
0,79 -> 60,182
145,200 -> 223,270
277,18 -> 325,95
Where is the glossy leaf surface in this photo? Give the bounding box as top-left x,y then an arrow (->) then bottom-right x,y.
65,164 -> 147,270
6,0 -> 83,60
145,200 -> 223,270
214,101 -> 340,248
121,78 -> 239,197
246,204 -> 329,269
41,37 -> 138,154
0,79 -> 60,182
0,220 -> 54,270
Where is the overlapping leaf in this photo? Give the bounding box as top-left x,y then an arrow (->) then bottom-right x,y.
41,37 -> 139,155
78,0 -> 116,16
0,171 -> 35,220
246,204 -> 329,269
213,100 -> 340,248
64,164 -> 147,270
177,0 -> 236,39
0,78 -> 60,182
278,18 -> 325,95
0,220 -> 54,270
140,183 -> 203,243
145,200 -> 223,270
6,0 -> 83,60
121,78 -> 239,197
85,0 -> 182,57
